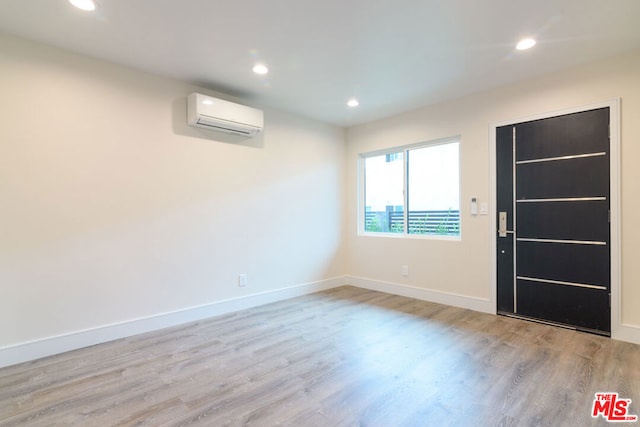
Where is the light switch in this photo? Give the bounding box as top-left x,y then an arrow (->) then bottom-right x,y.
480,202 -> 488,215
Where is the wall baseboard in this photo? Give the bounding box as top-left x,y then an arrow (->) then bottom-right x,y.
0,277 -> 347,369
613,323 -> 640,345
346,276 -> 494,314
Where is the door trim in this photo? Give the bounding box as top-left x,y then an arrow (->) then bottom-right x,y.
489,99 -> 621,338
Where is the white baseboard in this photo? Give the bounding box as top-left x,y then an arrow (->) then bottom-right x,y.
346,276 -> 494,314
613,323 -> 640,345
0,277 -> 346,369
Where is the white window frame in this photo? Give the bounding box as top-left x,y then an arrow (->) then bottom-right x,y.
358,135 -> 461,240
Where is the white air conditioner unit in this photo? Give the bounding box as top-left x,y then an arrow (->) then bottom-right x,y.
187,93 -> 263,137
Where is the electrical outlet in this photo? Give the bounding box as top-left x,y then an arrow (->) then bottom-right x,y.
401,265 -> 409,277
238,274 -> 247,287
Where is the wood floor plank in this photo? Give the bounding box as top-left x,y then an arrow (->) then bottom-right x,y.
1,286 -> 639,426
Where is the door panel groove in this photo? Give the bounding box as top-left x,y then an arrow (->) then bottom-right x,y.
516,197 -> 606,203
516,276 -> 608,290
517,238 -> 607,245
516,151 -> 607,164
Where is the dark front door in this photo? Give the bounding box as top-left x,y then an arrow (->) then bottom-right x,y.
496,108 -> 611,335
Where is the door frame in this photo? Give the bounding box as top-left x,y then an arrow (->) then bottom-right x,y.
489,99 -> 621,337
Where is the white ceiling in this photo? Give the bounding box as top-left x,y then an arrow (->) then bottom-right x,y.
1,0 -> 639,127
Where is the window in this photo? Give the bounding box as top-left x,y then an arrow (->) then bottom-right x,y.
360,137 -> 460,238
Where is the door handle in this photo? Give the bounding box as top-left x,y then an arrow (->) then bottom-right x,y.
498,211 -> 509,237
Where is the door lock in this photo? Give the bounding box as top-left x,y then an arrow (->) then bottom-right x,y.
499,212 -> 508,237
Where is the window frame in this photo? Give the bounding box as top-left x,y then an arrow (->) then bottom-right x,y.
358,136 -> 461,240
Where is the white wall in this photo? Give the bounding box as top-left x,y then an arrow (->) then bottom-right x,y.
346,50 -> 640,338
0,33 -> 346,357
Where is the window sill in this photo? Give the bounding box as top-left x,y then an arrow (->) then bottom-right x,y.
358,231 -> 461,242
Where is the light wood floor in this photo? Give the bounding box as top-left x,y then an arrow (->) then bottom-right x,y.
1,286 -> 639,426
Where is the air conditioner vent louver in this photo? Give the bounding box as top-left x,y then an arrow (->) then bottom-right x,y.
187,93 -> 263,138
196,116 -> 258,136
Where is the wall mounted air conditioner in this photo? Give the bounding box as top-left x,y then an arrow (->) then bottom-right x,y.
187,93 -> 264,137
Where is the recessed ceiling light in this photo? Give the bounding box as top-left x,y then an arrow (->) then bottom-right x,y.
252,64 -> 269,75
69,0 -> 96,11
347,98 -> 359,108
516,38 -> 536,50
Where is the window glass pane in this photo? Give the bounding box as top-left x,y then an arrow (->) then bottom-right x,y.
407,142 -> 460,236
364,152 -> 404,233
